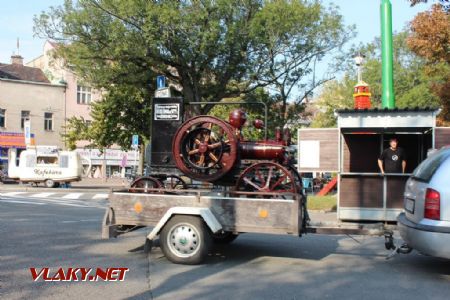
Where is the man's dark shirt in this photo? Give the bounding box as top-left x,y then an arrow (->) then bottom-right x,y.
379,147 -> 406,173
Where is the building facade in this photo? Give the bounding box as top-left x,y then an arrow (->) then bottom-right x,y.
0,55 -> 66,170
27,41 -> 138,177
27,41 -> 103,131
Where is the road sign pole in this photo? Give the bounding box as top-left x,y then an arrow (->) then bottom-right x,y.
131,134 -> 139,178
134,147 -> 138,177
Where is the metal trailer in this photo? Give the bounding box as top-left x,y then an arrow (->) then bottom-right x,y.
102,187 -> 387,265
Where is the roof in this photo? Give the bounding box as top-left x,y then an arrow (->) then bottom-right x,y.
336,107 -> 439,114
336,107 -> 439,129
0,63 -> 50,83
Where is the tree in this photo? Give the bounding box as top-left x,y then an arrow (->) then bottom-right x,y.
208,88 -> 282,141
310,75 -> 355,128
34,0 -> 352,148
407,4 -> 450,124
249,1 -> 354,125
311,31 -> 440,127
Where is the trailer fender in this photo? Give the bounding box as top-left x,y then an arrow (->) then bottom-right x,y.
146,207 -> 222,241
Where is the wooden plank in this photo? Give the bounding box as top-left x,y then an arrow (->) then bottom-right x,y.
107,192 -> 300,234
386,176 -> 408,208
435,127 -> 450,148
298,128 -> 339,172
339,175 -> 383,208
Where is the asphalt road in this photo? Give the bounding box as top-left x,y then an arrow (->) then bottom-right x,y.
0,193 -> 449,300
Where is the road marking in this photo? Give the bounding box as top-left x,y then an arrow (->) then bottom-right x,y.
0,199 -> 46,205
93,193 -> 108,199
2,192 -> 28,196
61,219 -> 101,223
31,192 -> 56,198
62,193 -> 84,199
0,193 -> 107,208
32,197 -> 99,207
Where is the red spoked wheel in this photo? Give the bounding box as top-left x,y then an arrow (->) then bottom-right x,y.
129,176 -> 163,193
172,116 -> 238,182
159,174 -> 187,190
235,162 -> 297,197
288,166 -> 303,195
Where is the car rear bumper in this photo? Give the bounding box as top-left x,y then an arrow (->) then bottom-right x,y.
397,213 -> 450,259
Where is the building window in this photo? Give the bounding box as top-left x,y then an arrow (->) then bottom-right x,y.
0,109 -> 5,127
21,110 -> 30,129
77,85 -> 92,104
44,112 -> 53,131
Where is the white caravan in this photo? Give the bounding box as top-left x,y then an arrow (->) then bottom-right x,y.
8,146 -> 83,187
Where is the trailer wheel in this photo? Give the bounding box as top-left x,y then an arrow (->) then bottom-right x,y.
160,215 -> 212,265
45,179 -> 55,188
210,231 -> 239,244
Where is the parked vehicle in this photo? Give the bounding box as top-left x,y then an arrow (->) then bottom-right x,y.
8,146 -> 83,187
0,169 -> 17,184
397,146 -> 450,259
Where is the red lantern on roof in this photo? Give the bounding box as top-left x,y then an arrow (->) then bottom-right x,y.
353,81 -> 371,109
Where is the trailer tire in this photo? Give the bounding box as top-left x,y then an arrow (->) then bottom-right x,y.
45,179 -> 55,188
210,231 -> 239,244
160,215 -> 211,265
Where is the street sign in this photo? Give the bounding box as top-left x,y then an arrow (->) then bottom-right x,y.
132,135 -> 139,148
156,75 -> 166,89
154,103 -> 180,121
155,87 -> 171,98
24,119 -> 31,146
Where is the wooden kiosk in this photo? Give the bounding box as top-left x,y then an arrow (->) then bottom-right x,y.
298,108 -> 450,222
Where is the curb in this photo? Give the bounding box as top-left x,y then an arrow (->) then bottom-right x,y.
1,187 -> 113,193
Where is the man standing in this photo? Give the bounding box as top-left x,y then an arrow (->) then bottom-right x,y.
378,138 -> 406,174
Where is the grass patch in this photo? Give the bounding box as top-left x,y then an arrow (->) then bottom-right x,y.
307,195 -> 337,211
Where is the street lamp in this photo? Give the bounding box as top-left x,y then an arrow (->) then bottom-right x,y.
354,52 -> 365,82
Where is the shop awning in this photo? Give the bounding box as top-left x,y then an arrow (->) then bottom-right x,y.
0,132 -> 35,147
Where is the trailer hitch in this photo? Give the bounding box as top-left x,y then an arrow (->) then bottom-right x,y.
384,230 -> 413,260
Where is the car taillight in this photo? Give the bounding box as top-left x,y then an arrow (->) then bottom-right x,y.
424,188 -> 440,220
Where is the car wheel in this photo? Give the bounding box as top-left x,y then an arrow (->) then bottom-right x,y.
45,179 -> 55,188
160,215 -> 212,265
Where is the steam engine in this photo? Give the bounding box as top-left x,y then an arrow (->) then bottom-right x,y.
131,97 -> 302,196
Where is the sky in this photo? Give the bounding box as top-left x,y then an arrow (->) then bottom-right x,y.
0,0 -> 433,66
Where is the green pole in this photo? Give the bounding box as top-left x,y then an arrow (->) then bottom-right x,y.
381,0 -> 395,108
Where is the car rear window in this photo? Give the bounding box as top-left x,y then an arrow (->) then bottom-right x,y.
412,148 -> 450,182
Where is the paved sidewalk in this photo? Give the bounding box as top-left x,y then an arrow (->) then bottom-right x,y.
70,177 -> 129,189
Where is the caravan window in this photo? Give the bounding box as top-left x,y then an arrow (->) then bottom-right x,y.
59,155 -> 69,168
37,156 -> 58,165
26,155 -> 36,167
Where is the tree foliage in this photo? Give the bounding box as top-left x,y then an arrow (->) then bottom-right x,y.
407,4 -> 450,124
311,31 -> 440,127
249,1 -> 354,123
34,0 -> 352,148
310,75 -> 355,128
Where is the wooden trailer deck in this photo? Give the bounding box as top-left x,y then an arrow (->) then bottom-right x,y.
102,189 -> 303,239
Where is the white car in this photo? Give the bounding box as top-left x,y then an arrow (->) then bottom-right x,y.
397,146 -> 450,259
